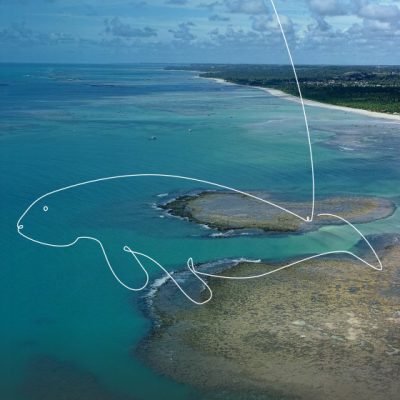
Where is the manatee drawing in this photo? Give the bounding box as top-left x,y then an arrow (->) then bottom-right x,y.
16,174 -> 383,305
16,0 -> 384,305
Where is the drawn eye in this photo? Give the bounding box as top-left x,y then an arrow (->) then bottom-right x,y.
43,206 -> 49,212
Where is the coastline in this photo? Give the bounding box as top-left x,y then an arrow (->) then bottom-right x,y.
134,68 -> 400,400
204,76 -> 400,122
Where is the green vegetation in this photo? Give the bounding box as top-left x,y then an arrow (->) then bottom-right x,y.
167,64 -> 400,114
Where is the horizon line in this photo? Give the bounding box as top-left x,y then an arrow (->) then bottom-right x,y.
1,61 -> 400,67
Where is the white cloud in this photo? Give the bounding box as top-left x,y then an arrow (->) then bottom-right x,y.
358,3 -> 400,23
306,0 -> 350,16
169,21 -> 196,41
223,0 -> 267,15
104,17 -> 157,38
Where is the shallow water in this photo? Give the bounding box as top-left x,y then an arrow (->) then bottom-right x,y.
1,64 -> 399,399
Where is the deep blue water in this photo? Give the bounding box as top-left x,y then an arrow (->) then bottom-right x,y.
1,64 -> 399,400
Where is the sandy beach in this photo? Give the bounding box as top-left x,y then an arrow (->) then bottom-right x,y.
204,76 -> 400,122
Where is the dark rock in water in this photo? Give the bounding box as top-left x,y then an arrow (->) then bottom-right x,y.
21,355 -> 138,400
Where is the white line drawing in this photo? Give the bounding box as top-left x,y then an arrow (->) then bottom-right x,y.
268,0 -> 315,222
16,177 -> 383,304
17,0 -> 384,305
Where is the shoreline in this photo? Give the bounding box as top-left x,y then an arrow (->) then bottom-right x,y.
204,76 -> 400,122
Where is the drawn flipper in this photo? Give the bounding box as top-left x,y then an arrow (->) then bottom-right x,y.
90,239 -> 149,291
191,212 -> 383,281
122,246 -> 213,305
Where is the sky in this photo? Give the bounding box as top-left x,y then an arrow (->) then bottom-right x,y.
0,0 -> 399,64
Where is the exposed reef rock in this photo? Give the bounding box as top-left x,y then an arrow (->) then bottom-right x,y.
138,242 -> 400,400
161,191 -> 395,234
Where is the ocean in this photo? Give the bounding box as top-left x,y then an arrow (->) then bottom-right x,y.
1,64 -> 399,399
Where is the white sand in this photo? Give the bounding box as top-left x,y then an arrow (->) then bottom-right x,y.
206,77 -> 237,86
204,76 -> 400,122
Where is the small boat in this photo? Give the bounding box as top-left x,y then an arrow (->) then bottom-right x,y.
148,136 -> 157,141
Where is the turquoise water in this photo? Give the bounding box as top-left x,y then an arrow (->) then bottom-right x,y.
1,64 -> 399,399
